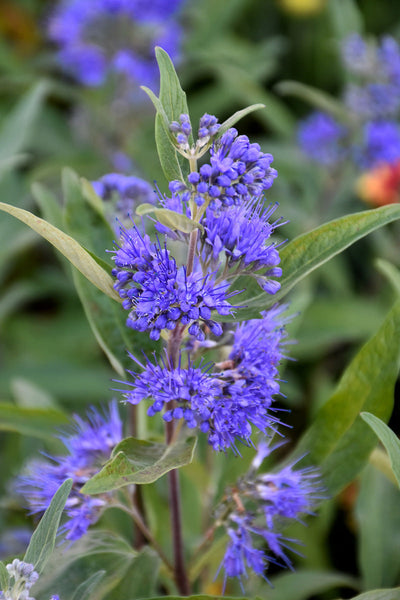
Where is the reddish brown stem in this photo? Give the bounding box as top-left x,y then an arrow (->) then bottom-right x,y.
165,325 -> 191,595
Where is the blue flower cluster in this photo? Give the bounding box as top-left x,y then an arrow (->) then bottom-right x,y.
0,559 -> 60,600
297,112 -> 348,167
219,442 -> 323,589
92,173 -> 157,222
169,122 -> 277,210
112,223 -> 237,341
170,113 -> 221,151
48,0 -> 184,87
17,403 -> 122,542
200,198 -> 284,293
298,33 -> 400,171
120,307 -> 287,452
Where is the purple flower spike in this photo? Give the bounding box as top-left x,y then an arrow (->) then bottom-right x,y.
111,224 -> 238,341
17,402 -> 123,543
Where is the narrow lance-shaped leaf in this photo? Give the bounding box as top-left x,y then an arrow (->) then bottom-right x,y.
0,81 -> 48,160
289,299 -> 400,495
0,561 -> 10,592
275,80 -> 350,122
231,204 -> 400,321
376,259 -> 400,296
217,103 -> 266,137
332,588 -> 400,600
0,403 -> 68,439
139,594 -> 248,600
0,202 -> 119,302
81,436 -> 197,494
142,47 -> 190,183
24,479 -> 73,574
361,412 -> 400,489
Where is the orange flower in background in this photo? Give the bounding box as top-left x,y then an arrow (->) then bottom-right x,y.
0,2 -> 40,54
357,159 -> 400,206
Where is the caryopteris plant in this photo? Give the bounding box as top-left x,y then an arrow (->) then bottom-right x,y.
2,48 -> 400,600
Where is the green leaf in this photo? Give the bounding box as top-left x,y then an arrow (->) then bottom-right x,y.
376,259 -> 400,296
361,412 -> 400,488
260,569 -> 359,600
0,202 -> 119,302
72,259 -> 158,373
328,0 -> 363,40
355,465 -> 400,590
24,479 -> 73,573
144,596 -> 247,600
291,299 -> 400,495
110,547 -> 161,599
136,203 -> 159,216
0,402 -> 68,438
369,448 -> 399,487
0,81 -> 48,160
217,103 -> 266,137
62,168 -> 113,262
11,378 -> 57,409
0,561 -> 10,593
81,436 -> 197,494
235,204 -> 400,320
31,531 -> 136,600
335,588 -> 400,600
71,570 -> 105,600
276,80 -> 349,121
60,168 -> 149,373
155,47 -> 190,129
31,182 -> 64,231
154,208 -> 203,233
155,113 -> 185,182
142,47 -> 190,182
293,296 -> 384,359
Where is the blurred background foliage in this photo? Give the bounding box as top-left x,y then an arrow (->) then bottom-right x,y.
0,0 -> 400,598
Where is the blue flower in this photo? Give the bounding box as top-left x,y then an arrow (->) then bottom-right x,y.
341,33 -> 374,77
355,120 -> 400,169
169,126 -> 277,209
119,352 -> 279,452
111,224 -> 237,341
297,111 -> 348,167
379,36 -> 400,88
344,83 -> 400,120
92,173 -> 157,223
200,198 -> 284,294
48,0 -> 184,88
218,442 -> 323,586
119,305 -> 288,451
255,461 -> 322,527
220,520 -> 267,589
17,402 -> 123,542
169,113 -> 221,153
119,354 -> 222,420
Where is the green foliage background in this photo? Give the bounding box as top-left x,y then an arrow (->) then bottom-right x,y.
0,1 -> 400,599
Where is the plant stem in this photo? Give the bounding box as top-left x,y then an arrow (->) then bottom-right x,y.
186,229 -> 198,277
129,404 -> 147,549
165,325 -> 191,595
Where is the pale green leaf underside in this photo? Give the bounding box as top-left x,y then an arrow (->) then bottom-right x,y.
81,436 -> 197,494
361,412 -> 400,488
